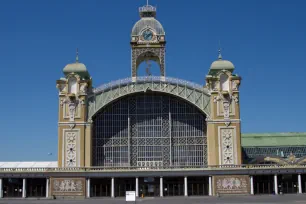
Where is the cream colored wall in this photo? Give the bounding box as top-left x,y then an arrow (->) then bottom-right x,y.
206,77 -> 242,166
57,76 -> 92,168
57,125 -> 87,167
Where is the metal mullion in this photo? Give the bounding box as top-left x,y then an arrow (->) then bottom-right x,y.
128,99 -> 131,167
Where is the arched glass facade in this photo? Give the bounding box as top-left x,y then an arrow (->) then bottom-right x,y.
92,92 -> 207,168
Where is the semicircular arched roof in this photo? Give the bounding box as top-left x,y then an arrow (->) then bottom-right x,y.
88,76 -> 210,120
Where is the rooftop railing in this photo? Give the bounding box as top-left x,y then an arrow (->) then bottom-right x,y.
139,5 -> 156,13
1,164 -> 305,173
94,76 -> 205,94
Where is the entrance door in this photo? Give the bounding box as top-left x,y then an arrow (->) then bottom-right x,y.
3,178 -> 23,198
139,177 -> 160,197
279,175 -> 298,194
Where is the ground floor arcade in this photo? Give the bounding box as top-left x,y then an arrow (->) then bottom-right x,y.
0,174 -> 306,198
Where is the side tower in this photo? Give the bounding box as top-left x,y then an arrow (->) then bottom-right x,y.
131,3 -> 166,81
56,53 -> 92,167
206,51 -> 242,165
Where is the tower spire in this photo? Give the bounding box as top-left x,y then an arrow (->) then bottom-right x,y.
218,41 -> 222,60
76,48 -> 79,62
218,48 -> 222,60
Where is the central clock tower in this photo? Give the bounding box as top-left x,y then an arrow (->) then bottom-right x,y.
131,3 -> 166,81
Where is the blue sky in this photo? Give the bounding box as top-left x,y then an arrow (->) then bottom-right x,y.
0,0 -> 305,161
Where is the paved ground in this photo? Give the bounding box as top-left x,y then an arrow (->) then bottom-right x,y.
1,194 -> 306,204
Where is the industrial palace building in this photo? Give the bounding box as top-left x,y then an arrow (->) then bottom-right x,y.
1,3 -> 306,199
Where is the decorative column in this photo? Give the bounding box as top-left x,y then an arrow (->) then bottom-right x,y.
22,178 -> 27,198
250,176 -> 254,195
136,177 -> 139,197
46,178 -> 49,198
274,175 -> 278,195
111,177 -> 115,198
0,178 -> 3,198
86,178 -> 91,198
184,176 -> 188,197
160,177 -> 163,197
298,174 -> 302,194
209,176 -> 212,196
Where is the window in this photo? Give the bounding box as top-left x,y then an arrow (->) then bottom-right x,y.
68,77 -> 77,94
220,74 -> 229,91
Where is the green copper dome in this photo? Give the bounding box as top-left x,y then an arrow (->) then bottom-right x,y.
210,59 -> 235,70
63,50 -> 90,79
209,51 -> 235,75
63,62 -> 90,79
63,62 -> 87,73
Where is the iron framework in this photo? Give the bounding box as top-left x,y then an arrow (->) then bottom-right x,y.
92,92 -> 207,168
88,76 -> 211,121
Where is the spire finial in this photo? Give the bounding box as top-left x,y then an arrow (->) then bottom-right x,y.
76,48 -> 79,62
147,0 -> 149,6
218,48 -> 222,60
218,40 -> 222,60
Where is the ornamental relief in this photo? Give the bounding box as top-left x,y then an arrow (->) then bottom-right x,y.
215,176 -> 249,195
61,98 -> 82,121
219,128 -> 236,165
63,130 -> 79,167
53,179 -> 82,192
217,99 -> 235,118
232,80 -> 240,91
132,47 -> 165,77
56,83 -> 67,93
51,178 -> 85,196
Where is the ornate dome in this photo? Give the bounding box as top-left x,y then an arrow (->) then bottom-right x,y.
210,52 -> 235,71
63,51 -> 90,79
132,18 -> 165,36
131,4 -> 165,36
63,62 -> 87,74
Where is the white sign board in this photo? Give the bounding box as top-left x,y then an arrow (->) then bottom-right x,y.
126,191 -> 136,202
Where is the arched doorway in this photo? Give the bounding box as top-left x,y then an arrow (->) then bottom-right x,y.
92,92 -> 207,168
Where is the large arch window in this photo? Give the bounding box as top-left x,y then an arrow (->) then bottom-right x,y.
92,92 -> 207,168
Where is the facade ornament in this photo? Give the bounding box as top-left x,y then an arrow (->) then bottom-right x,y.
232,80 -> 240,91
212,81 -> 219,91
60,95 -> 84,119
66,132 -> 77,167
287,153 -> 296,164
68,101 -> 77,122
213,95 -> 222,103
131,47 -> 165,78
216,176 -> 248,194
225,121 -> 231,127
60,97 -> 69,107
80,99 -> 85,105
53,179 -> 83,192
56,84 -> 67,93
80,83 -> 88,94
221,129 -> 234,165
223,101 -> 230,119
232,95 -> 239,104
206,81 -> 211,90
69,124 -> 76,129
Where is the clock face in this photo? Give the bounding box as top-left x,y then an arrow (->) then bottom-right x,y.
142,30 -> 153,41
